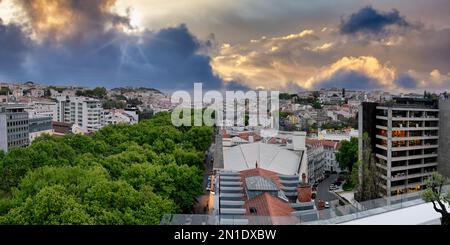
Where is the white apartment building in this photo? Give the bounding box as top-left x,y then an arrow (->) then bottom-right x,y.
104,109 -> 138,125
56,96 -> 104,133
26,100 -> 58,121
322,140 -> 340,173
306,139 -> 325,184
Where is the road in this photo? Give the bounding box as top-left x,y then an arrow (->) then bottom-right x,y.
316,174 -> 339,203
194,131 -> 216,214
213,128 -> 223,169
315,174 -> 339,220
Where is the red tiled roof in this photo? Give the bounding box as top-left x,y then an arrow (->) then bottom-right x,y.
320,140 -> 338,148
238,132 -> 261,142
52,121 -> 73,135
244,192 -> 294,224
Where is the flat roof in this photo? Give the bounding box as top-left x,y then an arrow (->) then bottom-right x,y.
223,142 -> 301,175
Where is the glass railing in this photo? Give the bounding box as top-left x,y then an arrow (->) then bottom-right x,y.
160,185 -> 450,225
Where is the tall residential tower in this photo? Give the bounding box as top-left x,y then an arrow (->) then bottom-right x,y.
359,97 -> 439,197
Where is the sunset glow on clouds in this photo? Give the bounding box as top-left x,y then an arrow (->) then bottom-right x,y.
0,0 -> 449,92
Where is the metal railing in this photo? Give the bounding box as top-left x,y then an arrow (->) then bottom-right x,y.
160,185 -> 450,225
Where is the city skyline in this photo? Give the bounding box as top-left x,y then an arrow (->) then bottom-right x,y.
0,0 -> 449,92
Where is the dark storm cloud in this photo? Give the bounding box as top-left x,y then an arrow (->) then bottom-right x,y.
223,81 -> 251,91
0,18 -> 31,76
395,74 -> 418,89
340,6 -> 410,35
0,0 -> 223,89
23,24 -> 222,89
315,70 -> 384,90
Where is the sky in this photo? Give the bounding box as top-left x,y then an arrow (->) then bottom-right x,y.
0,0 -> 449,92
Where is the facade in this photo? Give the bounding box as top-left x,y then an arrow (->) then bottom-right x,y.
104,109 -> 136,125
0,104 -> 30,152
26,100 -> 58,120
29,116 -> 53,142
438,99 -> 450,177
306,139 -> 325,184
322,140 -> 340,173
359,97 -> 439,197
56,96 -> 104,133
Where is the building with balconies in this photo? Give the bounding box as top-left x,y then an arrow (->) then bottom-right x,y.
56,96 -> 104,134
359,97 -> 440,197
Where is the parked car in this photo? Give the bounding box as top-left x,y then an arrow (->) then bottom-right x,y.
324,202 -> 330,209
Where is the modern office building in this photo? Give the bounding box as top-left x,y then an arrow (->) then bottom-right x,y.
0,104 -> 30,152
359,97 -> 440,197
56,96 -> 104,133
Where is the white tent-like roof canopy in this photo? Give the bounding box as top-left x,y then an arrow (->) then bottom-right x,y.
223,142 -> 303,175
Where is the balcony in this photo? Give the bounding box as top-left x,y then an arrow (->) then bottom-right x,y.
391,127 -> 439,131
391,153 -> 438,162
376,116 -> 388,121
391,135 -> 439,141
391,116 -> 439,121
390,144 -> 439,151
376,144 -> 388,151
391,162 -> 438,171
391,172 -> 433,181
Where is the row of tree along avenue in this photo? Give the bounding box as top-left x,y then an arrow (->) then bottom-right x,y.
0,112 -> 213,224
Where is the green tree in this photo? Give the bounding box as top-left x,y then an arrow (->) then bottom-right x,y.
421,172 -> 450,225
184,126 -> 213,152
0,185 -> 94,225
0,112 -> 209,224
312,100 -> 322,109
336,137 -> 358,172
355,133 -> 381,202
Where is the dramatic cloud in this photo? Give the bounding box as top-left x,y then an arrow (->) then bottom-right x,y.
0,18 -> 31,73
212,5 -> 450,92
0,0 -> 222,89
306,56 -> 397,90
340,6 -> 410,35
15,0 -> 130,42
1,1 -> 450,91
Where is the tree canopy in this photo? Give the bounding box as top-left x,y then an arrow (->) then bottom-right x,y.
0,112 -> 212,224
336,137 -> 358,172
